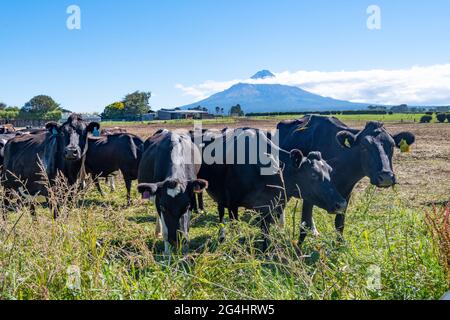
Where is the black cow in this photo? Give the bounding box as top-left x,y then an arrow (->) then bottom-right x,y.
2,114 -> 100,218
0,133 -> 20,167
137,129 -> 208,254
193,127 -> 347,250
277,115 -> 416,243
85,133 -> 144,205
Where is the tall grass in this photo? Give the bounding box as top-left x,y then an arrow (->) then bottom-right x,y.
425,205 -> 450,287
0,178 -> 447,300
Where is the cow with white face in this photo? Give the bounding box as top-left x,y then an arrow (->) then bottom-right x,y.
137,130 -> 208,254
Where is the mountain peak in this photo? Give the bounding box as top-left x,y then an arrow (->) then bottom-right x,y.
251,70 -> 275,80
181,82 -> 366,114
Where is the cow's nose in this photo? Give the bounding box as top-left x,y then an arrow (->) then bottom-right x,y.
333,200 -> 348,214
377,172 -> 395,188
64,148 -> 79,160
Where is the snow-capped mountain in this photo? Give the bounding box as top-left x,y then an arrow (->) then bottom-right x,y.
180,70 -> 367,114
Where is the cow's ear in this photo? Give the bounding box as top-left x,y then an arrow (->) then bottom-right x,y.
336,131 -> 357,149
86,122 -> 101,134
392,132 -> 415,152
46,122 -> 60,135
290,149 -> 304,168
190,179 -> 208,194
137,183 -> 160,199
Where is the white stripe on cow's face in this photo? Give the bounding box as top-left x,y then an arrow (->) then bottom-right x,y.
167,184 -> 182,198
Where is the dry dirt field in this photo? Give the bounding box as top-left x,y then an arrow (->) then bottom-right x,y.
107,118 -> 450,209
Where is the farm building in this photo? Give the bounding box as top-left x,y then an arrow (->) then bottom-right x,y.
157,108 -> 210,120
141,112 -> 157,121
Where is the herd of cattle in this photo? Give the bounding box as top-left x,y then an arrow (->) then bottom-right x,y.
0,114 -> 416,253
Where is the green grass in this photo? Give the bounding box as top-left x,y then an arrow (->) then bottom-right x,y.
101,114 -> 447,127
0,179 -> 447,300
249,113 -> 430,123
101,118 -> 238,127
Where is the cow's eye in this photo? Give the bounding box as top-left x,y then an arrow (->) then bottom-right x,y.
311,173 -> 319,180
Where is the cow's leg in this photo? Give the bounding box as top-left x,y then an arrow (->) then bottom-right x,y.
155,215 -> 162,239
124,178 -> 132,206
273,205 -> 286,229
108,176 -> 116,192
30,203 -> 37,221
335,195 -> 350,242
300,201 -> 317,244
335,214 -> 345,242
50,201 -> 60,220
95,180 -> 105,197
218,204 -> 226,242
191,194 -> 199,214
260,209 -> 274,252
229,206 -> 239,221
197,192 -> 205,212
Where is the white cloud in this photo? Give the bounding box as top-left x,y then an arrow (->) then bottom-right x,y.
175,64 -> 450,105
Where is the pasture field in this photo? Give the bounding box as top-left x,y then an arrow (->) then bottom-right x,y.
101,113 -> 430,133
0,118 -> 449,300
248,113 -> 429,123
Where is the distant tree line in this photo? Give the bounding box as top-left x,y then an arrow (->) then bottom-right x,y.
246,110 -> 391,117
0,95 -> 62,121
247,104 -> 450,118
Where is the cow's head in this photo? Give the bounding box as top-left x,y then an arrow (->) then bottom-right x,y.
336,122 -> 415,188
290,150 -> 347,214
138,179 -> 208,248
46,115 -> 100,161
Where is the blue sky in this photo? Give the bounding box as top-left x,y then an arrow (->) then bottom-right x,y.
1,0 -> 450,112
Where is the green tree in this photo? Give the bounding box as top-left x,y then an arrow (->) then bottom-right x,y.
19,95 -> 61,120
101,102 -> 126,120
230,104 -> 244,117
23,95 -> 59,113
122,91 -> 152,118
0,106 -> 20,120
101,91 -> 152,120
0,102 -> 6,110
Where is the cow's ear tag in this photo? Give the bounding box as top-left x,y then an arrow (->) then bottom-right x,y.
344,138 -> 352,148
52,128 -> 58,136
93,128 -> 100,137
399,139 -> 411,153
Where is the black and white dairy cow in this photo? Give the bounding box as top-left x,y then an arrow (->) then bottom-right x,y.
277,115 -> 416,243
0,133 -> 21,167
193,127 -> 347,250
137,129 -> 208,253
2,114 -> 100,218
85,133 -> 144,205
